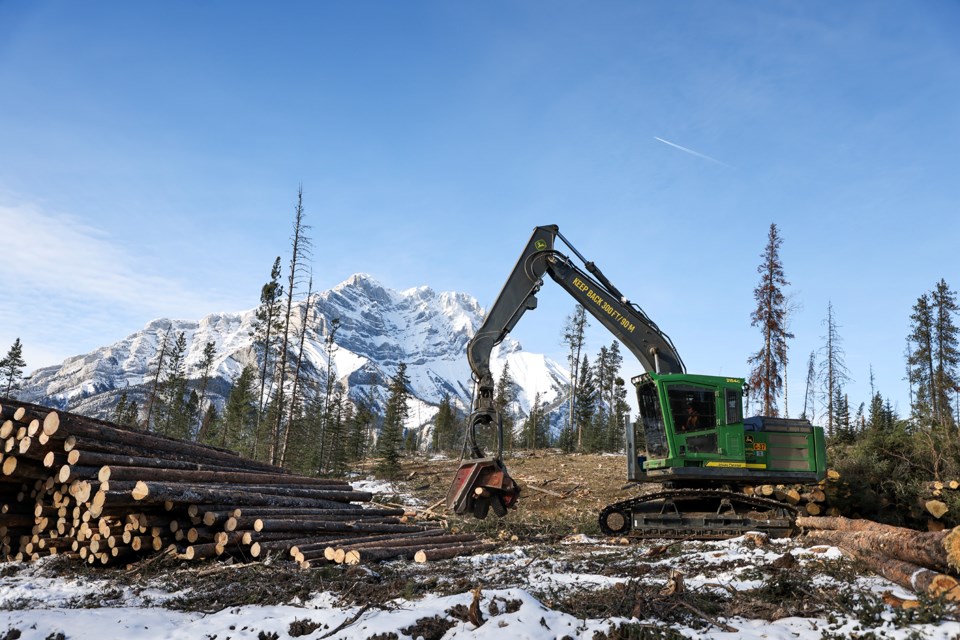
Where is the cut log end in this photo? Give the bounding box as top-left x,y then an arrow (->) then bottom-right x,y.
42,411 -> 61,436
132,481 -> 150,501
926,500 -> 949,519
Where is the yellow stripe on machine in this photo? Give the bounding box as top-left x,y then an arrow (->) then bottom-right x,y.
705,461 -> 767,469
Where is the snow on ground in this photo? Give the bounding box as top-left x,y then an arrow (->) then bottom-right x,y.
4,536 -> 960,639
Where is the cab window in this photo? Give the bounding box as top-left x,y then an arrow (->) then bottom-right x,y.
637,382 -> 668,458
725,388 -> 743,424
667,385 -> 717,433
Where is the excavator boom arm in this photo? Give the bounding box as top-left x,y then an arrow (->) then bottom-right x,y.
467,225 -> 685,410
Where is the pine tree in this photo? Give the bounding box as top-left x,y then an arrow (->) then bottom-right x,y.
747,223 -> 793,417
346,398 -> 374,466
158,332 -> 191,439
279,279 -> 317,466
493,362 -> 517,451
819,302 -> 850,436
832,389 -> 852,443
432,393 -> 458,452
271,186 -> 313,465
317,317 -> 341,470
214,365 -> 257,453
522,392 -> 545,450
252,256 -> 284,456
562,305 -> 589,449
868,392 -> 889,432
593,345 -> 611,449
600,342 -> 625,452
377,363 -> 410,477
0,338 -> 26,398
574,354 -> 597,451
909,292 -> 937,422
932,279 -> 959,428
113,392 -> 130,426
801,351 -> 816,421
609,376 -> 631,452
194,341 -> 217,442
145,325 -> 172,432
324,382 -> 348,475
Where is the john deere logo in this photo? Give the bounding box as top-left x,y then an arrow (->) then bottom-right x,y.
535,240 -> 547,251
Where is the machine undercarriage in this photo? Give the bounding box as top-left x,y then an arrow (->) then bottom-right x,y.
598,487 -> 798,540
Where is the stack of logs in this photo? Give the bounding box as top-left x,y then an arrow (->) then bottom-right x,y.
0,399 -> 489,567
743,469 -> 842,517
800,516 -> 960,601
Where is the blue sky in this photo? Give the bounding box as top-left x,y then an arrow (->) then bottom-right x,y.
1,1 -> 957,420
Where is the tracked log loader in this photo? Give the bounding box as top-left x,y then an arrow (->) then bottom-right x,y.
445,225 -> 827,539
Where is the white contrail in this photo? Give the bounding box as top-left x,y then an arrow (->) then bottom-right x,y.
654,136 -> 730,167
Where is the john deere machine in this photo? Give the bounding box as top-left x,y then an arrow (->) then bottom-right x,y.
445,225 -> 827,539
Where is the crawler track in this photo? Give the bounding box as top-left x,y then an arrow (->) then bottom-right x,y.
598,488 -> 798,540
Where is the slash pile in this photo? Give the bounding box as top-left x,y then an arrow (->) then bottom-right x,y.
0,399 -> 488,567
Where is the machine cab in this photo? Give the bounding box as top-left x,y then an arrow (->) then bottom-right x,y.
627,372 -> 826,485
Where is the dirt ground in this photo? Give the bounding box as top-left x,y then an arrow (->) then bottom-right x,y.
386,450 -> 640,539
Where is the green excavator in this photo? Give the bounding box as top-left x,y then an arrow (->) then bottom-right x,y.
445,224 -> 827,539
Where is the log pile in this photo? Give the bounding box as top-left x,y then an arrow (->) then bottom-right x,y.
799,515 -> 960,600
0,399 -> 487,568
743,469 -> 842,517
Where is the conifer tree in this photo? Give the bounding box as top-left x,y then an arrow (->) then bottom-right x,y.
589,342 -> 625,452
145,325 -> 172,432
609,376 -> 631,452
252,256 -> 284,455
493,362 -> 517,451
819,302 -> 850,436
574,354 -> 597,451
599,342 -> 625,451
377,363 -> 410,477
324,382 -> 348,475
317,317 -> 341,469
158,332 -> 191,439
831,390 -> 852,443
194,341 -> 217,442
909,292 -> 937,422
522,392 -> 543,450
562,305 -> 589,449
279,279 -> 316,466
271,186 -> 313,465
346,398 -> 374,466
215,365 -> 257,452
868,392 -> 892,432
113,392 -> 130,426
432,393 -> 457,452
747,223 -> 792,417
0,338 -> 26,398
593,345 -> 611,448
801,351 -> 816,421
932,279 -> 959,428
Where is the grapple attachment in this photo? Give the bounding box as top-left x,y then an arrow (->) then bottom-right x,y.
446,408 -> 519,519
445,456 -> 520,519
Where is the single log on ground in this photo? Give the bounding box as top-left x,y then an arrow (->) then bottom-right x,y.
414,542 -> 499,563
800,516 -> 912,533
803,526 -> 960,573
297,528 -> 455,559
315,535 -> 475,564
854,549 -> 960,600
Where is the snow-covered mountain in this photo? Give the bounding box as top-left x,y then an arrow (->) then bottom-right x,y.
18,274 -> 570,441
